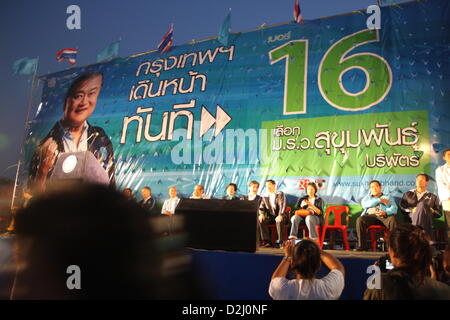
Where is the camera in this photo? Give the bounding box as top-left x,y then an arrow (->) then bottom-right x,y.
377,254 -> 394,272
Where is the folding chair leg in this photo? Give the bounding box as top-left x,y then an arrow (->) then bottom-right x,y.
370,230 -> 377,252
342,229 -> 350,251
319,228 -> 326,249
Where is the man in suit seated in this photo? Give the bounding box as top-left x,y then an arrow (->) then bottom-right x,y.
258,180 -> 287,248
222,183 -> 240,200
400,173 -> 441,240
139,186 -> 156,217
242,180 -> 262,203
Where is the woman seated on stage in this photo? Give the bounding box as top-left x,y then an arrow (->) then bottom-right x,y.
269,239 -> 345,300
289,182 -> 324,242
364,224 -> 450,300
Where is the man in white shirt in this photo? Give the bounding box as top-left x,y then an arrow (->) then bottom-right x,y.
161,186 -> 180,235
190,184 -> 211,199
161,187 -> 180,215
436,148 -> 450,240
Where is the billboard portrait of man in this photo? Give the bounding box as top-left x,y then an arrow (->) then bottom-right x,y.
28,71 -> 115,192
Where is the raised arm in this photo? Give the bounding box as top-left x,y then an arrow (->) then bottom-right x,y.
271,240 -> 294,279
320,250 -> 345,277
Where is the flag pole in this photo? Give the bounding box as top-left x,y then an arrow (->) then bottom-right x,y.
10,56 -> 40,211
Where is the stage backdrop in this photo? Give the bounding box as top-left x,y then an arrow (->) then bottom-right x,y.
24,0 -> 450,210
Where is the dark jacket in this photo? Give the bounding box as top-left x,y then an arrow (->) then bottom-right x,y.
139,197 -> 156,216
259,191 -> 286,218
222,195 -> 241,200
400,190 -> 442,218
28,121 -> 115,189
295,195 -> 325,225
242,194 -> 262,203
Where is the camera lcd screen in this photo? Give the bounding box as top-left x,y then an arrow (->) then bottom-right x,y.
385,260 -> 394,270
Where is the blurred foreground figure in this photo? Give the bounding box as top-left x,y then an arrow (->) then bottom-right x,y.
364,224 -> 450,300
12,183 -> 203,299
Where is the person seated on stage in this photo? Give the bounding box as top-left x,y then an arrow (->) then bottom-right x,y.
190,184 -> 210,199
222,183 -> 240,200
161,186 -> 181,236
161,187 -> 180,216
139,186 -> 156,216
259,180 -> 287,248
242,180 -> 262,202
269,239 -> 345,300
289,182 -> 324,243
355,180 -> 398,251
364,224 -> 450,300
436,148 -> 450,241
123,188 -> 135,202
400,174 -> 441,240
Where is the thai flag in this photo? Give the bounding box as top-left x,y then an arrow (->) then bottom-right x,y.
294,0 -> 304,23
158,24 -> 174,53
55,48 -> 78,65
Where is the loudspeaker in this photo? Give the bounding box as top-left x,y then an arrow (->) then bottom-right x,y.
50,151 -> 110,186
175,199 -> 259,252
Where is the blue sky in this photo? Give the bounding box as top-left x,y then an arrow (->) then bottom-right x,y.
0,0 -> 391,178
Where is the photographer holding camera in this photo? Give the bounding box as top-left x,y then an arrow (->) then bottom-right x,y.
364,224 -> 450,300
269,239 -> 345,300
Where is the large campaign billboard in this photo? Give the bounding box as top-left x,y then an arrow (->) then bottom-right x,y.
24,0 -> 450,207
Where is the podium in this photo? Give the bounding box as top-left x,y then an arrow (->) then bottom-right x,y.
175,199 -> 259,252
49,151 -> 110,186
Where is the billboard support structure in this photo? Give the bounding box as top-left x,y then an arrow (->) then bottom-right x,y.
10,57 -> 39,212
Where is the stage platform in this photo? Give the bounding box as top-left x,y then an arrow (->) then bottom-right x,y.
0,234 -> 384,300
253,247 -> 384,260
189,247 -> 384,300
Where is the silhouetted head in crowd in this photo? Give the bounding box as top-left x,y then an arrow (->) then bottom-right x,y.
13,183 -> 162,299
291,240 -> 322,280
387,224 -> 432,282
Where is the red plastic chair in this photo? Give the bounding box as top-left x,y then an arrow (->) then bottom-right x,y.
366,225 -> 389,252
268,206 -> 291,245
319,205 -> 350,250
